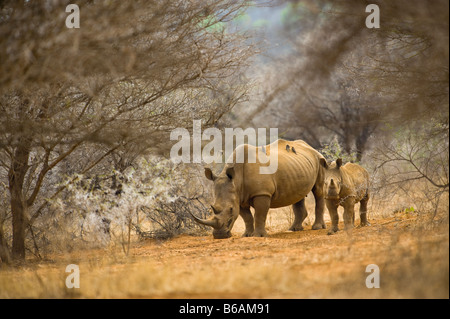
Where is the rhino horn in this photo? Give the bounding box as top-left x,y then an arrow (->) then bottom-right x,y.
189,212 -> 219,229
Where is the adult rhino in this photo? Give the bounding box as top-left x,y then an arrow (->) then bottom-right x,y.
191,139 -> 328,239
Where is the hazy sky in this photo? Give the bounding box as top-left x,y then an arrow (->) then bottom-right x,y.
240,3 -> 293,58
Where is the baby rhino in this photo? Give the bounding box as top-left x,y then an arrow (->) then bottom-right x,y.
322,158 -> 370,234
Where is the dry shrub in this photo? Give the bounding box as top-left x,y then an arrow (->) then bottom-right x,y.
25,157 -> 212,257
368,121 -> 449,221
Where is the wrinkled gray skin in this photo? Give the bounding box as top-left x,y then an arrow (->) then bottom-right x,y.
191,139 -> 327,239
323,159 -> 371,235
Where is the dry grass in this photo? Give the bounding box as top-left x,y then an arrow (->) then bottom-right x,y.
1,200 -> 448,299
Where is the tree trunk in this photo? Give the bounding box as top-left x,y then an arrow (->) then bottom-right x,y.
10,191 -> 27,260
8,140 -> 31,261
0,221 -> 11,264
355,126 -> 372,162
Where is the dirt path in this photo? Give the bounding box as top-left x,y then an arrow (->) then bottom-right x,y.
0,213 -> 448,298
125,213 -> 448,298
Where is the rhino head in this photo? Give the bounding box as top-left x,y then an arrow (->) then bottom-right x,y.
190,166 -> 240,239
322,158 -> 343,200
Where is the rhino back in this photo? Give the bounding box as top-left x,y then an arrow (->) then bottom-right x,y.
240,140 -> 321,208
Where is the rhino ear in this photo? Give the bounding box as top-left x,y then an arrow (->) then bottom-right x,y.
226,166 -> 235,180
336,158 -> 343,168
205,167 -> 216,181
319,158 -> 328,169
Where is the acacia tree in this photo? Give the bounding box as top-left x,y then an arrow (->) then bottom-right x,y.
262,71 -> 382,160
246,0 -> 448,159
0,0 -> 256,261
372,123 -> 449,191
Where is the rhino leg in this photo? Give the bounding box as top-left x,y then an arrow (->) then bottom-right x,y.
326,199 -> 339,235
359,195 -> 371,227
342,198 -> 356,231
311,185 -> 326,230
252,195 -> 271,237
289,199 -> 307,231
239,207 -> 254,237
